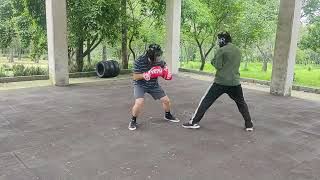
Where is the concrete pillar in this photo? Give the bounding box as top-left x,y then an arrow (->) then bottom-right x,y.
165,0 -> 181,74
270,0 -> 302,96
46,0 -> 69,86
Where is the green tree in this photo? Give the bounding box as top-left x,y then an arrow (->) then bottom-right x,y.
19,0 -> 122,71
23,0 -> 47,62
300,17 -> 320,56
302,0 -> 320,23
232,0 -> 278,71
0,0 -> 15,57
127,0 -> 144,61
121,0 -> 129,69
0,0 -> 32,62
299,0 -> 320,65
182,0 -> 242,71
140,0 -> 166,24
67,0 -> 122,71
127,0 -> 159,61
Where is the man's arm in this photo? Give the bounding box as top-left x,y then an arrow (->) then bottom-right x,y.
132,59 -> 145,80
132,73 -> 144,80
133,66 -> 164,81
212,49 -> 223,70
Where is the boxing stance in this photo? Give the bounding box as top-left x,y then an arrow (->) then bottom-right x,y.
182,32 -> 254,131
129,44 -> 179,131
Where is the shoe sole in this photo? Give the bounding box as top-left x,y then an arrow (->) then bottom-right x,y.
182,124 -> 200,129
128,127 -> 136,131
245,127 -> 253,132
164,117 -> 180,123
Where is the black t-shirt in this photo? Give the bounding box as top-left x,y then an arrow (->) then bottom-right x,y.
133,54 -> 166,89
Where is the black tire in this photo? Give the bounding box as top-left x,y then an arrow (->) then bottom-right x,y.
96,61 -> 105,78
96,60 -> 120,78
110,60 -> 120,77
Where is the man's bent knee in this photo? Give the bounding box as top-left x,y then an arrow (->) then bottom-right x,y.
160,96 -> 170,104
134,98 -> 144,107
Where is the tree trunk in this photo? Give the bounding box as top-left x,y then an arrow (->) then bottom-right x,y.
244,61 -> 248,71
243,50 -> 248,71
199,48 -> 205,71
18,48 -> 22,60
186,49 -> 189,63
9,48 -> 14,63
121,0 -> 128,69
184,46 -> 189,63
87,40 -> 91,65
102,45 -> 107,61
243,43 -> 248,71
200,57 -> 205,71
68,47 -> 72,63
199,49 -> 214,71
195,38 -> 215,71
82,37 -> 101,61
128,34 -> 136,61
117,49 -> 122,62
256,44 -> 269,72
196,40 -> 205,71
5,49 -> 9,60
262,60 -> 268,72
128,52 -> 131,62
35,56 -> 40,63
76,40 -> 84,72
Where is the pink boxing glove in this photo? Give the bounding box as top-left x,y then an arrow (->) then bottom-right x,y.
162,66 -> 172,80
143,66 -> 163,81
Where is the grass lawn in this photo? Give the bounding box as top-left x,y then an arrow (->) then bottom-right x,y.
181,61 -> 320,88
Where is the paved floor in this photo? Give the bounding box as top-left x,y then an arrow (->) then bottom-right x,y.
0,73 -> 320,180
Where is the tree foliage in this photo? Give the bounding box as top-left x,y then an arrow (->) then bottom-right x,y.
300,17 -> 320,55
0,0 -> 319,72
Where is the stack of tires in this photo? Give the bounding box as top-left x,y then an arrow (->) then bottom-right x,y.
96,60 -> 120,78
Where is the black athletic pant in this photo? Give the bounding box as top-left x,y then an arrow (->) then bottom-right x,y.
190,83 -> 252,124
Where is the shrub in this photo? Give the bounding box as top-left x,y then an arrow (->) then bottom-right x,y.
13,64 -> 48,76
12,64 -> 25,76
2,64 -> 11,70
83,63 -> 96,72
69,62 -> 96,73
69,63 -> 77,73
25,66 -> 48,76
0,65 -> 7,77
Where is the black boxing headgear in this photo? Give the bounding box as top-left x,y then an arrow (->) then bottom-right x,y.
147,44 -> 163,63
217,32 -> 232,47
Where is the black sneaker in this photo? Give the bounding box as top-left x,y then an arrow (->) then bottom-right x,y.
245,120 -> 254,132
164,114 -> 180,123
182,121 -> 200,129
128,119 -> 137,131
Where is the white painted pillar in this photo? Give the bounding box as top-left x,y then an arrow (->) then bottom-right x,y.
270,0 -> 303,96
165,0 -> 181,74
45,0 -> 69,86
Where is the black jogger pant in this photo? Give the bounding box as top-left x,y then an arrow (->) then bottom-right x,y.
190,83 -> 252,124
